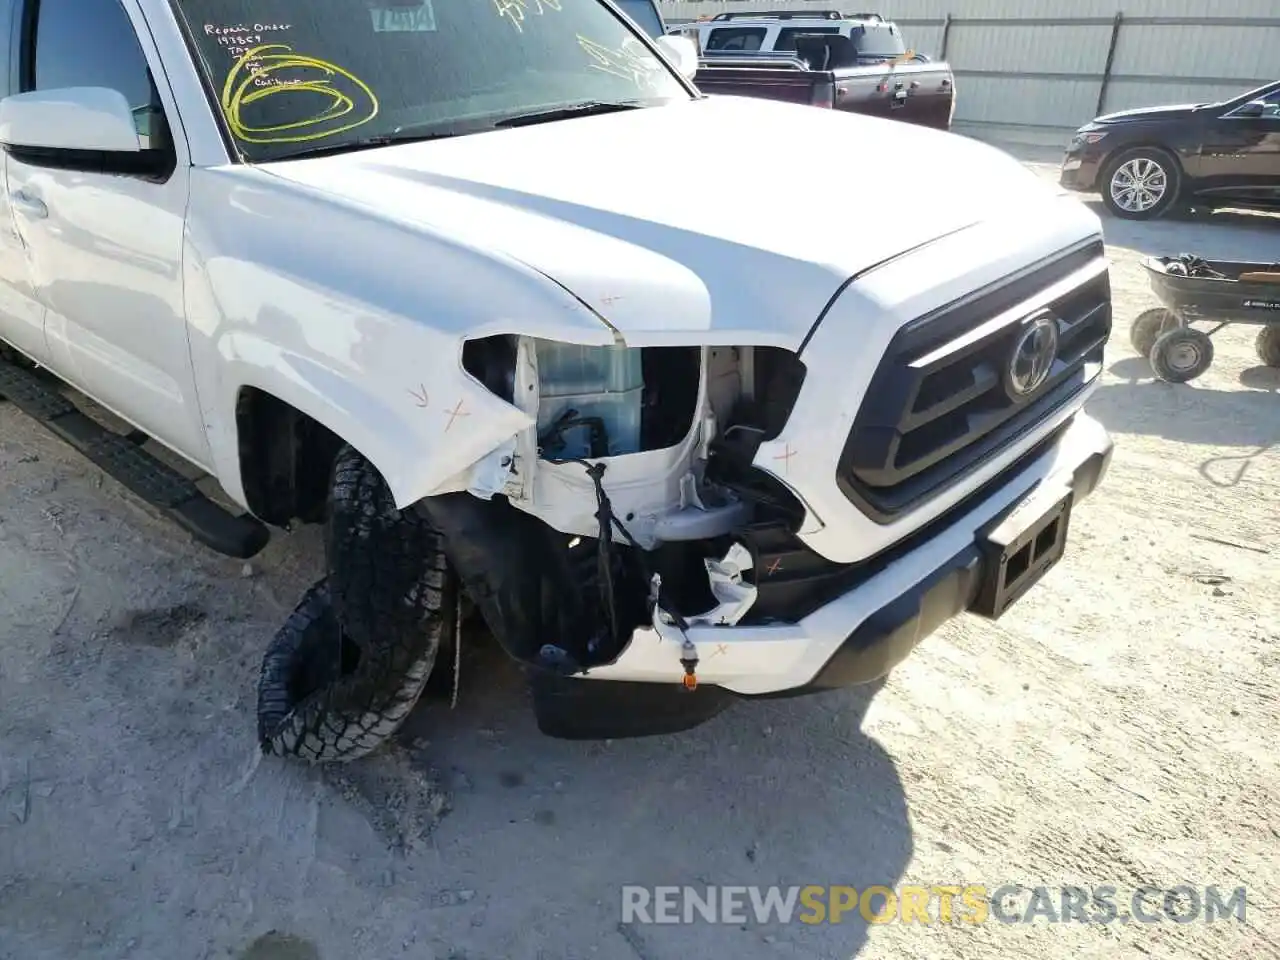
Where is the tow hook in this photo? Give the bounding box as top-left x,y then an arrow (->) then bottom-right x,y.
651,572 -> 700,691
680,637 -> 699,691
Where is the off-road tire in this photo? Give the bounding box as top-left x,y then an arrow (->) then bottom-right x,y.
1129,307 -> 1181,357
1255,325 -> 1280,367
1149,327 -> 1214,383
325,444 -> 453,660
1100,147 -> 1182,221
257,579 -> 452,762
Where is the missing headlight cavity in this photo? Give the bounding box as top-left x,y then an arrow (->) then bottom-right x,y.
462,334 -> 517,403
730,346 -> 807,442
444,339 -> 818,672
464,335 -> 700,459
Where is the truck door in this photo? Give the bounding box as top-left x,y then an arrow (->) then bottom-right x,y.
0,0 -> 48,363
6,0 -> 211,465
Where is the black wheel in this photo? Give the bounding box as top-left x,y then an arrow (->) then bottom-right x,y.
1255,325 -> 1280,367
1149,327 -> 1214,383
1100,147 -> 1181,220
1129,307 -> 1182,357
256,579 -> 452,762
325,444 -> 454,661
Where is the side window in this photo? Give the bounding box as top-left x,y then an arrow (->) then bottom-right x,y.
1232,89 -> 1280,120
704,27 -> 767,52
774,26 -> 840,52
28,0 -> 170,150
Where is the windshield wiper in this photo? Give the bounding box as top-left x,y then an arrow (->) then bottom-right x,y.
493,100 -> 647,129
261,103 -> 647,158
264,129 -> 472,162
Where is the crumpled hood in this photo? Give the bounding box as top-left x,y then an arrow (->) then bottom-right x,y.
263,95 -> 1072,347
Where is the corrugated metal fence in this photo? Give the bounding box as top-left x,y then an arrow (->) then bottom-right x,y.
657,0 -> 1280,147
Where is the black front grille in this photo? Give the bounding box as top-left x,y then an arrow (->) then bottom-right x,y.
839,238 -> 1111,523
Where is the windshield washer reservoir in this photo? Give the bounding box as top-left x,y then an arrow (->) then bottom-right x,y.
534,340 -> 644,459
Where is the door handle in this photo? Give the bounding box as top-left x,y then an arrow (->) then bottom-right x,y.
10,189 -> 48,219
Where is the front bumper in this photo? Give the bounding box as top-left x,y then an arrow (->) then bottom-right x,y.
1059,148 -> 1105,192
531,411 -> 1112,737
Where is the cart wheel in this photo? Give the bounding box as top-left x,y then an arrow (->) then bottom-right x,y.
1129,307 -> 1181,357
1149,327 -> 1214,383
1255,325 -> 1280,368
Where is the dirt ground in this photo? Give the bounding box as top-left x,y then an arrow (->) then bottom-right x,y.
1,154 -> 1277,960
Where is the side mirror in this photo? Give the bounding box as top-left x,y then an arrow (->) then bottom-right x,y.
656,34 -> 699,81
1234,100 -> 1267,118
0,87 -> 142,154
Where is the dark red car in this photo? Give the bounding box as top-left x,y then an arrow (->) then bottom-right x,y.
1059,80 -> 1280,220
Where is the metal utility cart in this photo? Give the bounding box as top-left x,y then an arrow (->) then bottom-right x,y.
1132,255 -> 1280,383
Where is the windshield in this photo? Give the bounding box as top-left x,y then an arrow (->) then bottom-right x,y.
170,0 -> 691,162
853,24 -> 907,59
1236,80 -> 1280,105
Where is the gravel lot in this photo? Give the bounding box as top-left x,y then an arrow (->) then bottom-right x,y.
1,153 -> 1277,960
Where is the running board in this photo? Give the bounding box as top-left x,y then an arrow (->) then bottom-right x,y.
0,358 -> 270,559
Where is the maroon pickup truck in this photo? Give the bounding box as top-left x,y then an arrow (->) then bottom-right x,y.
695,53 -> 954,130
659,9 -> 956,131
693,23 -> 954,130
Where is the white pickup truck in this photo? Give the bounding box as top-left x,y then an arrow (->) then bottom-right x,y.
0,0 -> 1114,758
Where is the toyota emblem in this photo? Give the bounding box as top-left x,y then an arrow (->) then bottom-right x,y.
1004,314 -> 1059,401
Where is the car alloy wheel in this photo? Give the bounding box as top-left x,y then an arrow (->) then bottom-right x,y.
1109,157 -> 1168,214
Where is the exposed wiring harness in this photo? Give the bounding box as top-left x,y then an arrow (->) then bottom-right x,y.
537,407 -> 609,460
539,408 -> 698,684
537,451 -> 690,674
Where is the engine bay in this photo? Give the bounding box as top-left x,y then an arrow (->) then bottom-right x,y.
450,337 -> 809,675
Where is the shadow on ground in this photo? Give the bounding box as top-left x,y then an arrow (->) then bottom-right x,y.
1106,356 -> 1154,381
1240,364 -> 1280,392
1079,201 -> 1278,259
395,637 -> 913,958
1089,360 -> 1280,490
1089,374 -> 1280,449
